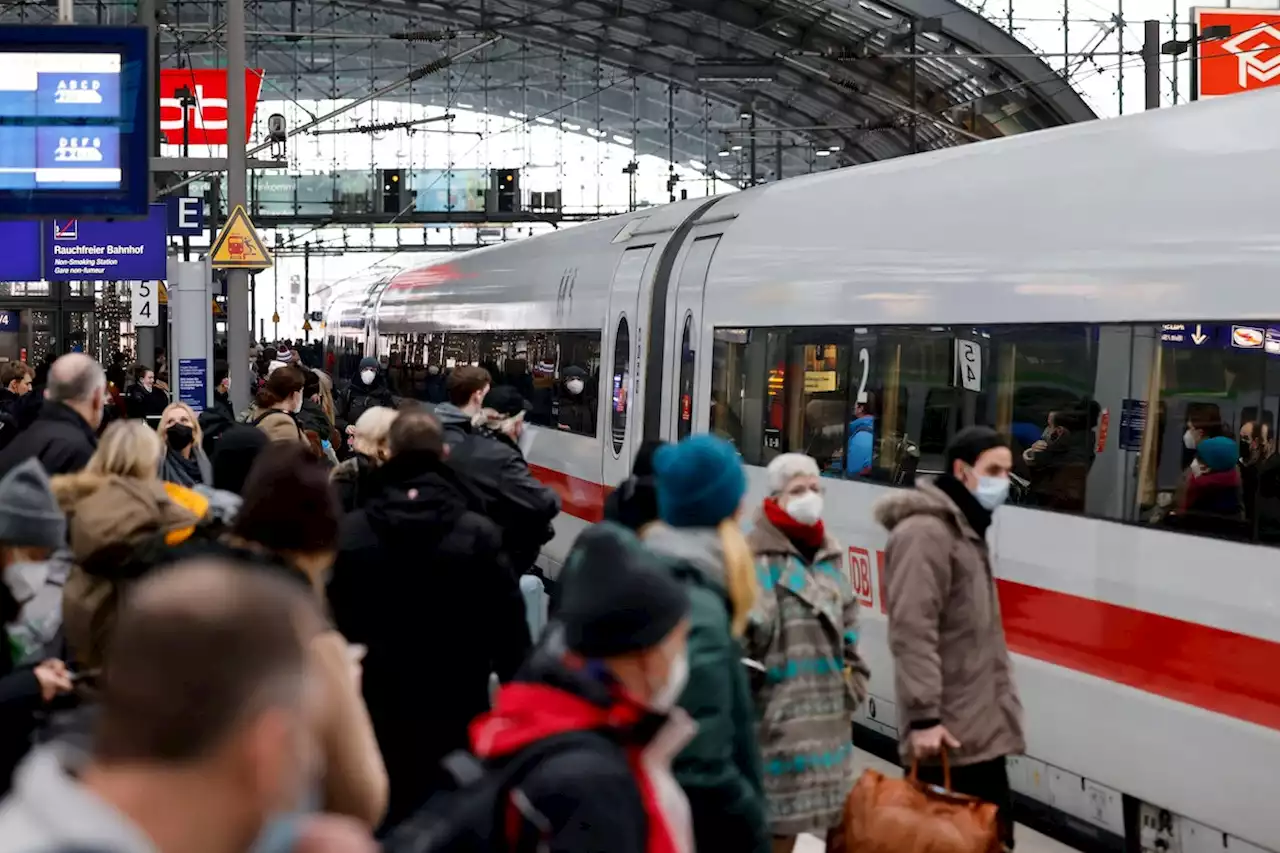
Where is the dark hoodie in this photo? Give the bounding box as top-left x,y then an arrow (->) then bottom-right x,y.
328,450 -> 531,833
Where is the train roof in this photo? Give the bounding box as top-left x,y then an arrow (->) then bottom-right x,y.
374,87 -> 1280,332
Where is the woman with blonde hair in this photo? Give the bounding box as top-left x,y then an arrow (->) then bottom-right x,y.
644,433 -> 769,853
331,406 -> 398,513
746,453 -> 869,853
56,421 -> 205,671
155,401 -> 212,487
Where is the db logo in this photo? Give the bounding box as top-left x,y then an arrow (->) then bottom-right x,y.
158,69 -> 264,146
847,547 -> 874,608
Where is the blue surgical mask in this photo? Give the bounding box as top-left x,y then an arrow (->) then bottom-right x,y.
972,475 -> 1010,511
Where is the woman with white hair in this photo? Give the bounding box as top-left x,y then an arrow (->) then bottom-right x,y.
331,406 -> 397,513
744,452 -> 870,853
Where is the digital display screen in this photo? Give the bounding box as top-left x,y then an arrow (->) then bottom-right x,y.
0,26 -> 149,218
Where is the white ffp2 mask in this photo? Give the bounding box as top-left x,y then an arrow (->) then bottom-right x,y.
360,369 -> 376,385
785,491 -> 824,526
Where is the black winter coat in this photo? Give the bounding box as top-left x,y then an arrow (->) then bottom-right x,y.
338,376 -> 395,431
327,451 -> 532,834
0,403 -> 98,479
124,383 -> 168,419
445,429 -> 560,577
0,662 -> 43,797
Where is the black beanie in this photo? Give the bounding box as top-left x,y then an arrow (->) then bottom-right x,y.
944,426 -> 1009,470
558,522 -> 689,658
211,425 -> 269,495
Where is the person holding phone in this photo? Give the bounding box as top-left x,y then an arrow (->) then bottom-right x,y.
0,459 -> 76,795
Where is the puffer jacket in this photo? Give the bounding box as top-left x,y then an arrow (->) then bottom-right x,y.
872,480 -> 1025,767
744,508 -> 869,836
642,523 -> 769,853
52,473 -> 202,671
4,551 -> 73,665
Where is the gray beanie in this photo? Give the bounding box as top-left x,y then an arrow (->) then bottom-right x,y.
0,458 -> 67,550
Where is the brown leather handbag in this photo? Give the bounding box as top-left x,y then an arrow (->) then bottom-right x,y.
830,752 -> 1002,853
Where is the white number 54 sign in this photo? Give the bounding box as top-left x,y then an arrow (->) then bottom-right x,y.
131,281 -> 159,328
954,338 -> 983,392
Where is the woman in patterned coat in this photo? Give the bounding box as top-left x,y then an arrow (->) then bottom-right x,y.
745,453 -> 870,853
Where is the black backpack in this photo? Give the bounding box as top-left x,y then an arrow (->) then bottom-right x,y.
198,408 -> 236,458
382,731 -> 606,853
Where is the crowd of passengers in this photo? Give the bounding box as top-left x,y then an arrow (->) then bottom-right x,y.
0,347 -> 1045,853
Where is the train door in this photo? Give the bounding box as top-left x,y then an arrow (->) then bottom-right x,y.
668,235 -> 721,441
603,246 -> 654,488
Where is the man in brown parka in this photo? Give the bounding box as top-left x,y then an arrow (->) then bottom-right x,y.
873,426 -> 1025,849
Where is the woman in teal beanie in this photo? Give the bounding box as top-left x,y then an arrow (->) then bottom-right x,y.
643,434 -> 769,853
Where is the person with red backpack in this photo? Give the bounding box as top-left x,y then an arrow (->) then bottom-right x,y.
385,522 -> 695,853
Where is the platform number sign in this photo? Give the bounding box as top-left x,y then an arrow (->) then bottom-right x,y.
847,546 -> 875,608
131,280 -> 159,328
955,338 -> 983,392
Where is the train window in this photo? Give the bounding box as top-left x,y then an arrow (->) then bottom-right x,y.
711,319 -> 1280,547
611,317 -> 631,456
552,331 -> 600,437
677,314 -> 695,439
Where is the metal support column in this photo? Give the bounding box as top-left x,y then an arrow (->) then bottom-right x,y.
135,0 -> 158,366
1189,23 -> 1200,101
747,112 -> 757,187
226,0 -> 251,412
303,242 -> 311,343
1143,19 -> 1162,110
775,135 -> 783,182
909,19 -> 919,153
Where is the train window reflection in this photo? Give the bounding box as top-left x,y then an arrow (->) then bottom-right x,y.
611,317 -> 631,456
677,314 -> 696,440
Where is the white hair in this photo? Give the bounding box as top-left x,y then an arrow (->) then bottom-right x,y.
766,452 -> 820,493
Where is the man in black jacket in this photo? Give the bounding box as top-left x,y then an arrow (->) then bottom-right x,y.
327,410 -> 531,836
0,354 -> 104,478
448,385 -> 560,579
337,357 -> 394,436
0,362 -> 38,454
467,523 -> 695,853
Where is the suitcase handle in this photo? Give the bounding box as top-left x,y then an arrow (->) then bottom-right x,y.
908,748 -> 952,792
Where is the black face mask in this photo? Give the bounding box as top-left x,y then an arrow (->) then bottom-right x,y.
167,424 -> 194,452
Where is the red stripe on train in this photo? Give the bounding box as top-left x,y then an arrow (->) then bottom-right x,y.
529,464 -> 1280,733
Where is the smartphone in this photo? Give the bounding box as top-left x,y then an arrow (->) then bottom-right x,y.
69,668 -> 100,684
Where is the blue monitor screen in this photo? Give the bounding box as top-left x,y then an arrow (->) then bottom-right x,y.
0,26 -> 149,218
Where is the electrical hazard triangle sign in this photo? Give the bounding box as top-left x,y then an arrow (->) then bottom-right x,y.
209,205 -> 273,271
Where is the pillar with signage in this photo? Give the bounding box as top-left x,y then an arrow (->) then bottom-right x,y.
168,257 -> 214,413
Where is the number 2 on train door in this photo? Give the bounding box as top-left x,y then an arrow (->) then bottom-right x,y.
847,547 -> 874,608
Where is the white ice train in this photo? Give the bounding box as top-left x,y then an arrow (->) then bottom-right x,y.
331,87 -> 1280,852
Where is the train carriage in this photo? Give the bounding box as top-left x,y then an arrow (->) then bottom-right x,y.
338,86 -> 1280,852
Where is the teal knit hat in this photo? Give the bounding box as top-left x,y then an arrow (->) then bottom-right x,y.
652,434 -> 747,528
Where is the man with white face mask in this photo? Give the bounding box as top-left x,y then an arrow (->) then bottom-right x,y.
874,426 -> 1023,850
744,453 -> 868,852
469,523 -> 696,853
337,358 -> 394,442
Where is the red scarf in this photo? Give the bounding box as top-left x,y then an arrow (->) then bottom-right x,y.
763,497 -> 825,550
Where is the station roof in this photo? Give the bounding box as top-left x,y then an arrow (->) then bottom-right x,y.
162,0 -> 1098,176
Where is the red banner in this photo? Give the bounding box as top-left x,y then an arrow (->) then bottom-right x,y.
158,68 -> 264,146
1195,8 -> 1280,98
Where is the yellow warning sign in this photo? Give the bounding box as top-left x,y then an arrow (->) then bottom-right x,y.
302,319 -> 313,332
157,281 -> 168,305
209,205 -> 273,271
272,311 -> 280,324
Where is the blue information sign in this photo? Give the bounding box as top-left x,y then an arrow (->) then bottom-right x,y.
178,358 -> 207,413
0,25 -> 150,217
1160,323 -> 1220,348
166,196 -> 205,236
1119,399 -> 1147,452
0,311 -> 20,332
0,221 -> 42,282
43,202 -> 167,281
